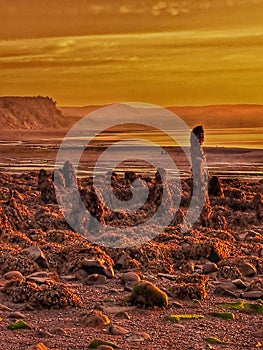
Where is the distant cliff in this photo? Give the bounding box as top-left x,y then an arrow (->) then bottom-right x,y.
0,96 -> 69,129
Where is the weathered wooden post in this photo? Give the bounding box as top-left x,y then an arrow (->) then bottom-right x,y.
190,125 -> 212,226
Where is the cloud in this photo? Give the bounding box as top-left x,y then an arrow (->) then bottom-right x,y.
119,4 -> 146,14
152,1 -> 187,16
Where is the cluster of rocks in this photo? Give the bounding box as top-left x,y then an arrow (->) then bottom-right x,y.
0,165 -> 262,314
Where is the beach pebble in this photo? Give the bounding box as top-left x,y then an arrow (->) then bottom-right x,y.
121,272 -> 140,285
0,303 -> 12,312
241,290 -> 263,299
8,311 -> 26,319
238,262 -> 257,277
109,324 -> 129,335
85,274 -> 107,285
81,259 -> 114,278
80,310 -> 110,328
4,271 -> 24,282
24,245 -> 48,269
232,279 -> 248,289
203,262 -> 218,274
115,311 -> 131,320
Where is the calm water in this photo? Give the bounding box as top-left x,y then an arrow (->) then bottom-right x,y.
0,127 -> 262,180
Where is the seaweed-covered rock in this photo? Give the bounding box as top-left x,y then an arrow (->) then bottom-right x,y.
167,274 -> 209,300
2,279 -> 82,309
38,169 -> 57,204
130,280 -> 168,308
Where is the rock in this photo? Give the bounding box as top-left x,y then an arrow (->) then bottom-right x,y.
35,330 -> 52,338
26,276 -> 54,284
38,169 -> 57,204
208,176 -> 224,197
130,280 -> 168,308
88,339 -> 120,349
214,283 -> 238,298
218,265 -> 242,280
62,160 -> 78,188
49,327 -> 68,336
24,245 -> 48,269
203,262 -> 218,274
115,311 -> 131,320
3,279 -> 82,309
114,253 -> 128,270
167,274 -> 209,300
172,301 -> 183,308
121,272 -> 140,285
8,311 -> 26,319
109,324 -> 129,335
232,279 -> 248,289
241,291 -> 263,299
97,346 -> 115,350
238,262 -> 257,277
126,332 -> 150,342
0,303 -> 12,311
85,274 -> 107,285
61,275 -> 77,282
102,306 -> 136,314
80,310 -> 110,328
4,271 -> 25,282
81,259 -> 114,278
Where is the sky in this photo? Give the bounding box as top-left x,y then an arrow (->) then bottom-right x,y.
0,0 -> 263,106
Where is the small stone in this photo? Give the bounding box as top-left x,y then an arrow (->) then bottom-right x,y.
203,263 -> 218,274
121,272 -> 140,285
26,276 -> 54,284
115,311 -> 131,320
232,279 -> 248,289
4,271 -> 25,282
86,274 -> 107,285
88,339 -> 120,349
61,275 -> 77,281
49,327 -> 68,336
80,309 -> 110,328
238,262 -> 257,277
114,253 -> 128,270
126,332 -> 150,342
26,271 -> 49,278
35,330 -> 52,338
241,291 -> 263,299
8,311 -> 26,319
0,303 -> 12,311
109,324 -> 129,335
24,245 -> 48,269
172,301 -> 183,308
81,259 -> 114,278
214,284 -> 238,298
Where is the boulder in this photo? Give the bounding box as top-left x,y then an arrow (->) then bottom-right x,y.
130,281 -> 168,308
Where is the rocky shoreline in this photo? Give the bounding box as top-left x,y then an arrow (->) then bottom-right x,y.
0,167 -> 262,349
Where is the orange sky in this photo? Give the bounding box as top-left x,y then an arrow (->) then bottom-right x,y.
0,0 -> 263,106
